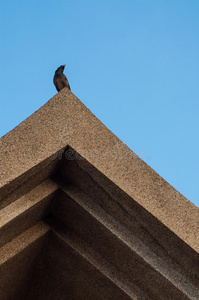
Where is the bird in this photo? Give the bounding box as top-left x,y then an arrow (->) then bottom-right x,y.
53,65 -> 71,92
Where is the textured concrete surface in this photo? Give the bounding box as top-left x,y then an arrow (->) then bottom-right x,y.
0,89 -> 199,299
58,156 -> 199,283
0,180 -> 58,247
0,88 -> 198,253
27,232 -> 134,300
0,222 -> 49,300
49,188 -> 196,299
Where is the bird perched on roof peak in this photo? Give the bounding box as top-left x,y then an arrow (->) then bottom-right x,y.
53,65 -> 71,92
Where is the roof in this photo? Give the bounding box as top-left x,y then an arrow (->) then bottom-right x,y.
0,88 -> 199,299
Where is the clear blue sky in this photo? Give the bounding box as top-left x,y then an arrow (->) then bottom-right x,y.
0,1 -> 198,207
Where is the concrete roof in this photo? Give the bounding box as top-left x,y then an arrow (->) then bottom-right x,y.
0,88 -> 199,299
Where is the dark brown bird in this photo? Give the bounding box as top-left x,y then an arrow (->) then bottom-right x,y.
53,65 -> 71,92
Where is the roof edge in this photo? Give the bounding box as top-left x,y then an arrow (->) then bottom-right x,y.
0,88 -> 198,252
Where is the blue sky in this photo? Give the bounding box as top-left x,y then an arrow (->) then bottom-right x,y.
0,1 -> 198,207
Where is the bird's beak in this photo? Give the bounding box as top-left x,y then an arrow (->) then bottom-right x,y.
63,64 -> 66,68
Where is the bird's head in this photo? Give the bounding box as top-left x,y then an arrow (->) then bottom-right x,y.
60,64 -> 66,70
55,65 -> 66,74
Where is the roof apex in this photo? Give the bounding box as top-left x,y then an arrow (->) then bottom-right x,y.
0,88 -> 198,252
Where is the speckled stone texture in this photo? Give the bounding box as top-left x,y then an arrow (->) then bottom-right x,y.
0,88 -> 199,299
